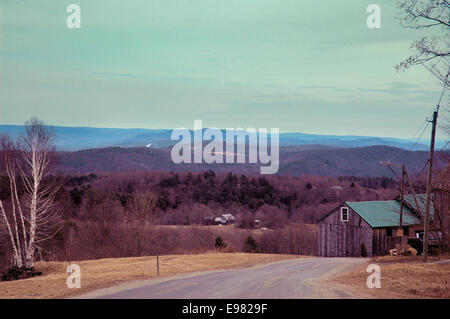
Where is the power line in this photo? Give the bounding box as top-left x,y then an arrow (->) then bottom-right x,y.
430,85 -> 449,163
423,85 -> 446,124
436,84 -> 447,106
434,140 -> 450,162
387,120 -> 429,163
407,121 -> 431,152
382,87 -> 447,176
416,115 -> 448,180
386,88 -> 445,163
437,139 -> 450,153
418,159 -> 429,178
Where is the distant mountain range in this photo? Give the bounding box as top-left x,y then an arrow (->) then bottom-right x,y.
0,125 -> 446,151
2,125 -> 447,177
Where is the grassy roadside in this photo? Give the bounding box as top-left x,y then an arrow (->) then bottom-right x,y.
330,255 -> 450,299
0,253 -> 304,299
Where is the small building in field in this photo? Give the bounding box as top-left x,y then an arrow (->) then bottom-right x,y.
317,194 -> 434,257
331,186 -> 343,194
221,214 -> 235,224
213,214 -> 236,225
214,217 -> 226,225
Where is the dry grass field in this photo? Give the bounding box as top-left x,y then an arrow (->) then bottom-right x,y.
153,224 -> 269,237
331,255 -> 450,299
0,253 -> 302,299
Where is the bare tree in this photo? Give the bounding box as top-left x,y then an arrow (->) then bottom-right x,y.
0,118 -> 59,269
124,192 -> 158,256
396,0 -> 450,87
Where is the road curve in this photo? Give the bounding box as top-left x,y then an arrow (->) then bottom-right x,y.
79,257 -> 368,299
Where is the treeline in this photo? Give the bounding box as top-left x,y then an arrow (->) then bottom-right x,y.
57,170 -> 405,224
1,170 -> 412,270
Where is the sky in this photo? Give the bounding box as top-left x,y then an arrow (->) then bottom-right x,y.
0,0 -> 448,139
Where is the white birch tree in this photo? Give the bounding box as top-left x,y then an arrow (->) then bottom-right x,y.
0,118 -> 59,269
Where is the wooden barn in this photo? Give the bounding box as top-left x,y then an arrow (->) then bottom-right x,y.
317,195 -> 433,257
433,165 -> 450,247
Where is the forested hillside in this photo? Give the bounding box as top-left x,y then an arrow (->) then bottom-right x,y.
53,145 -> 442,177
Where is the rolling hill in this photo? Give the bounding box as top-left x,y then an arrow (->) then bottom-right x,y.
1,125 -> 444,151
52,145 -> 447,177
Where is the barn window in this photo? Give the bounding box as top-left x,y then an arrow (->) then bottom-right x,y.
341,207 -> 349,221
386,228 -> 392,237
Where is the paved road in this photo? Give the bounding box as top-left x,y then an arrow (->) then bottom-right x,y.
82,257 -> 368,299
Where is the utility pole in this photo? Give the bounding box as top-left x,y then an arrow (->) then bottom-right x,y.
379,162 -> 408,237
399,164 -> 405,236
379,161 -> 424,243
423,107 -> 439,263
404,170 -> 422,218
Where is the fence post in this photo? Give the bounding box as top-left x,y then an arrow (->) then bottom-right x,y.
156,255 -> 160,276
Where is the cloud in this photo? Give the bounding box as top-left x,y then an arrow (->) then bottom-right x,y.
90,72 -> 139,78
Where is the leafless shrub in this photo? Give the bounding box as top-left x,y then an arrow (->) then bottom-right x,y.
259,224 -> 318,255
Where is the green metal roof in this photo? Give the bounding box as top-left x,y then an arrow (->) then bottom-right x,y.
401,194 -> 434,220
346,200 -> 422,228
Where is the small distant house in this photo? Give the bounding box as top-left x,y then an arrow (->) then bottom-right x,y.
331,186 -> 343,194
221,214 -> 235,224
213,214 -> 235,225
318,194 -> 435,257
214,217 -> 226,225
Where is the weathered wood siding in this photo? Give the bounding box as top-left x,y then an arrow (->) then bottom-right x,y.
372,229 -> 408,255
318,203 -> 373,257
434,189 -> 450,246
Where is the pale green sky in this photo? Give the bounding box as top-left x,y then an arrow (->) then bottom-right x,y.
0,0 -> 447,138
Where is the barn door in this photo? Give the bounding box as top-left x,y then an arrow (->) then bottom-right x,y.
337,224 -> 346,257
